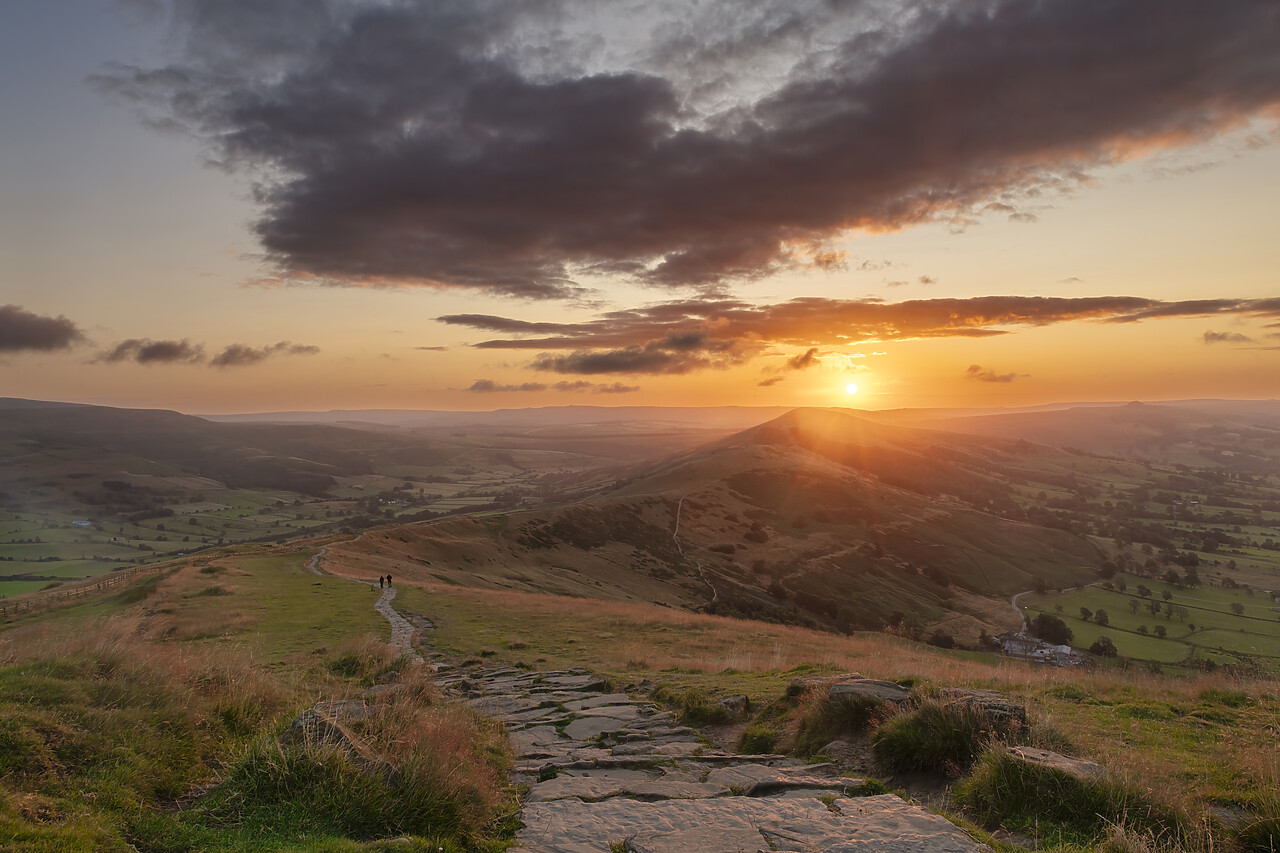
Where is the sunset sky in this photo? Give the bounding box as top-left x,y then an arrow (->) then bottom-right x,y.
2,0 -> 1278,414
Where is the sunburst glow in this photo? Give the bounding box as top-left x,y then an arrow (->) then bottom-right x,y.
845,383 -> 859,395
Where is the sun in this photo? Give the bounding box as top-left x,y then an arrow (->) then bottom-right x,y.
844,383 -> 859,395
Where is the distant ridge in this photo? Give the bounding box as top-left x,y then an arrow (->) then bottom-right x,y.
198,405 -> 800,430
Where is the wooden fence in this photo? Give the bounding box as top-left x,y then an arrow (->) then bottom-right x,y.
0,564 -> 169,618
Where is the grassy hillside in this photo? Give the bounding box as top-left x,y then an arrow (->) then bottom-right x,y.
3,538 -> 1278,852
0,547 -> 514,852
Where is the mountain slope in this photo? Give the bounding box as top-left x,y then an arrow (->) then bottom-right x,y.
327,408 -> 1109,642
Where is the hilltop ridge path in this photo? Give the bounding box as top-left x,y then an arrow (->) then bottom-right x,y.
312,545 -> 990,852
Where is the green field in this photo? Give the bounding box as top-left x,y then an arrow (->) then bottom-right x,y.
1019,573 -> 1280,671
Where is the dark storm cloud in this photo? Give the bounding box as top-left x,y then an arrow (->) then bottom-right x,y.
966,364 -> 1021,383
209,341 -> 320,368
96,338 -> 205,365
443,294 -> 1280,375
0,305 -> 86,352
99,0 -> 1280,296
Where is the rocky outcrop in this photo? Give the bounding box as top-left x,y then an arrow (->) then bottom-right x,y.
1005,746 -> 1105,781
937,688 -> 1027,733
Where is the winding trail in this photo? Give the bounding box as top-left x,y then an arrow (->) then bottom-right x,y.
308,543 -> 420,662
304,539 -> 989,852
673,495 -> 718,606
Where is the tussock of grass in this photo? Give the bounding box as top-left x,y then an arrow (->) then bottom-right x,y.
793,689 -> 887,756
737,723 -> 781,754
871,700 -> 1002,775
955,747 -> 1189,847
328,634 -> 414,686
650,685 -> 730,726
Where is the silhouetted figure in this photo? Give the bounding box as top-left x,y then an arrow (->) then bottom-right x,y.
386,574 -> 392,588
378,575 -> 385,588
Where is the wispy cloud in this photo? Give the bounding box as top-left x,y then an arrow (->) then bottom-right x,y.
96,338 -> 205,365
94,338 -> 319,368
466,378 -> 639,393
439,294 -> 1280,375
0,305 -> 86,353
966,364 -> 1024,383
1202,330 -> 1254,344
210,341 -> 319,368
98,0 -> 1280,296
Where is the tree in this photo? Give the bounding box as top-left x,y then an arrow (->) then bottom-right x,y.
1128,599 -> 1140,614
1154,625 -> 1167,638
1231,602 -> 1245,616
1080,607 -> 1093,622
1095,609 -> 1109,627
1162,590 -> 1173,602
1090,636 -> 1118,657
1137,625 -> 1148,635
1137,585 -> 1152,598
1030,613 -> 1074,645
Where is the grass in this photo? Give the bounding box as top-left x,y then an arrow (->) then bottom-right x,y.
954,747 -> 1191,848
405,581 -> 1280,828
792,689 -> 888,756
0,554 -> 516,852
870,699 -> 1007,775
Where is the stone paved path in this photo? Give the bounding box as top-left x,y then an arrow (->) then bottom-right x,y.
315,542 -> 989,853
374,587 -> 420,661
429,660 -> 990,853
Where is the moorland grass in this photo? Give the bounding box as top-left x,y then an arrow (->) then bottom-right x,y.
792,690 -> 888,756
406,581 -> 1279,828
954,747 -> 1191,848
870,699 -> 1000,775
0,557 -> 516,852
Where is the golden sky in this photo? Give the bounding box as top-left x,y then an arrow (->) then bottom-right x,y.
2,1 -> 1278,414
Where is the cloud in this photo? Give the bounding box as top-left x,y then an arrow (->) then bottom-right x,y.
787,347 -> 820,370
439,293 -> 1280,377
415,346 -> 448,352
446,294 -> 1280,347
96,338 -> 205,365
95,338 -> 318,367
0,305 -> 86,352
466,378 -> 638,393
966,364 -> 1023,383
210,341 -> 320,368
466,380 -> 549,393
1202,330 -> 1254,344
99,0 -> 1280,296
917,275 -> 938,286
757,376 -> 785,387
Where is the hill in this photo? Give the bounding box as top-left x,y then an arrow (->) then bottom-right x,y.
326,408 -> 1116,641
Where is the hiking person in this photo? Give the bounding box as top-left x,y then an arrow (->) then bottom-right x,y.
378,575 -> 384,588
386,574 -> 392,588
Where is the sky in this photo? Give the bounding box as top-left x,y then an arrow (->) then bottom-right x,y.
1,0 -> 1278,415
